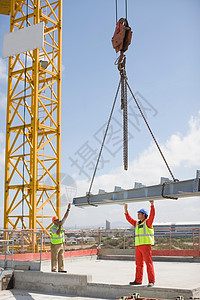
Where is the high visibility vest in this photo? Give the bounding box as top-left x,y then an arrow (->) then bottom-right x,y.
50,225 -> 64,245
135,221 -> 154,246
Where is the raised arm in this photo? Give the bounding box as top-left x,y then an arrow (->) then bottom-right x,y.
146,200 -> 155,228
61,203 -> 71,225
56,223 -> 62,235
124,204 -> 137,227
124,204 -> 128,214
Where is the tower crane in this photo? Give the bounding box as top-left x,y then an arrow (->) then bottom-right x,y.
1,0 -> 62,252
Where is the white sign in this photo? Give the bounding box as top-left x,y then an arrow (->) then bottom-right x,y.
3,22 -> 44,59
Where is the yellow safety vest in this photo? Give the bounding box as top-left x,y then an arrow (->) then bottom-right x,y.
50,225 -> 64,245
135,221 -> 154,246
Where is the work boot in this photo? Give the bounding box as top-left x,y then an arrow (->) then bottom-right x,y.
129,281 -> 141,285
147,282 -> 155,287
59,270 -> 67,273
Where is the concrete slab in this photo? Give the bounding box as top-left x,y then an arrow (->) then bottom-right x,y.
14,270 -> 91,295
1,257 -> 200,299
38,257 -> 200,299
0,289 -> 108,300
12,268 -> 200,300
41,257 -> 200,289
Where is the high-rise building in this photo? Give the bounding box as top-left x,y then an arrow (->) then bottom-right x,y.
106,220 -> 111,230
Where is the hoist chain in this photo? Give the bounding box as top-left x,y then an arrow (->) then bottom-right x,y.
123,73 -> 128,170
118,55 -> 128,170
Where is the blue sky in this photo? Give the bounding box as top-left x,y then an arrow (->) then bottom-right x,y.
0,0 -> 200,228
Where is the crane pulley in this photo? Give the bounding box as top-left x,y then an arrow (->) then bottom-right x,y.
112,18 -> 132,55
112,17 -> 132,171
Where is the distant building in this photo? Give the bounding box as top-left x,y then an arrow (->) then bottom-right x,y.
154,222 -> 200,237
106,220 -> 111,230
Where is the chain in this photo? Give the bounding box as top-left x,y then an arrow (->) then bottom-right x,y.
118,55 -> 128,170
123,69 -> 128,170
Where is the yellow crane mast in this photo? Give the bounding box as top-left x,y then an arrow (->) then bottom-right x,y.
1,0 -> 62,252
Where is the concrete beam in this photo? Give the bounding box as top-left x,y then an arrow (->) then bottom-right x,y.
14,271 -> 90,295
86,283 -> 199,299
13,270 -> 200,299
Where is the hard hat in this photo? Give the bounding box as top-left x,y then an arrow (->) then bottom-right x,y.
52,216 -> 59,222
137,208 -> 148,216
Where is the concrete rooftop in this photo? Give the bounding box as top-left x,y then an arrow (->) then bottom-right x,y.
41,257 -> 200,289
0,257 -> 200,299
0,289 -> 107,300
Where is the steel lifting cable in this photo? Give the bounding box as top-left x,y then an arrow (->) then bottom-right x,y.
87,81 -> 121,205
115,0 -> 128,20
125,0 -> 128,19
125,78 -> 178,183
115,0 -> 118,23
22,0 -> 29,228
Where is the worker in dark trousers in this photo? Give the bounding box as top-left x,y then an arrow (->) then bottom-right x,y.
50,203 -> 71,272
124,200 -> 155,287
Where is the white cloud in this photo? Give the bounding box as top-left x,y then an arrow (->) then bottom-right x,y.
0,132 -> 5,172
0,58 -> 7,80
0,92 -> 7,109
163,113 -> 200,167
0,134 -> 5,229
0,132 -> 4,143
62,64 -> 65,72
70,112 -> 200,226
0,111 -> 199,228
75,111 -> 200,196
0,206 -> 3,228
0,58 -> 8,111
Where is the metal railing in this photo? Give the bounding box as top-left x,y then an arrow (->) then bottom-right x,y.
0,240 -> 14,269
0,227 -> 199,261
96,227 -> 200,251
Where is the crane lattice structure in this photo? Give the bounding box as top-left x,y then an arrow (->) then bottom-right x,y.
1,0 -> 62,252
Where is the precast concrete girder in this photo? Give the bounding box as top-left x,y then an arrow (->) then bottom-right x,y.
73,170 -> 200,207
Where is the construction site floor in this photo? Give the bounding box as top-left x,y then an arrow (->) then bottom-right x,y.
0,289 -> 107,300
41,257 -> 200,289
0,257 -> 200,299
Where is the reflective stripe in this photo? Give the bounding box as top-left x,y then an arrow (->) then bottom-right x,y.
51,236 -> 64,240
135,221 -> 154,246
135,222 -> 154,237
50,225 -> 64,245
